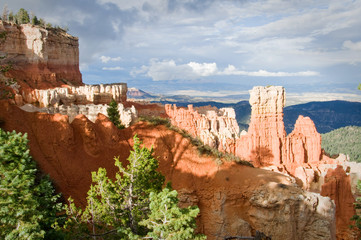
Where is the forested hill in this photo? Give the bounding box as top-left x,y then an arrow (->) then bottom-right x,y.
156,100 -> 361,134
321,126 -> 361,163
284,100 -> 361,133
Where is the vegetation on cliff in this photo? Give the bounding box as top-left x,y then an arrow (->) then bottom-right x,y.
139,116 -> 253,167
321,126 -> 361,163
107,99 -> 125,129
1,4 -> 68,31
60,135 -> 205,239
0,129 -> 64,239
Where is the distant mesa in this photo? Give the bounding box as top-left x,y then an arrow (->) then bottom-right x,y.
127,87 -> 154,99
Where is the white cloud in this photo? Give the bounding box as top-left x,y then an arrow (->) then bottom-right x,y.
343,40 -> 361,51
167,89 -> 248,97
102,66 -> 124,71
100,56 -> 122,63
222,65 -> 319,77
187,62 -> 218,77
132,59 -> 320,81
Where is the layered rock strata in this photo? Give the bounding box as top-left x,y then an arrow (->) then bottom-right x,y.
0,101 -> 337,240
0,20 -> 82,88
20,103 -> 137,127
165,104 -> 239,150
165,86 -> 360,239
21,83 -> 128,107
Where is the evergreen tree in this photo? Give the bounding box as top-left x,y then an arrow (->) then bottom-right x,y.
62,135 -> 165,239
141,184 -> 206,240
32,15 -> 40,25
107,98 -> 125,129
16,8 -> 30,24
0,129 -> 64,239
2,4 -> 8,21
8,11 -> 14,22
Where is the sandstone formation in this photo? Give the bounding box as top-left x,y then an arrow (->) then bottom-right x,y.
0,21 -> 82,88
165,104 -> 240,151
20,103 -> 137,127
0,101 -> 337,240
164,86 -> 361,239
236,86 -> 287,166
21,83 -> 128,107
321,166 -> 358,240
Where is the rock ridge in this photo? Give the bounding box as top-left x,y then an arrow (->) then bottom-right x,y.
0,20 -> 82,88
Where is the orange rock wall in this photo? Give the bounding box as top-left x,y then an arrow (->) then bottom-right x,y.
0,101 -> 336,240
0,20 -> 82,88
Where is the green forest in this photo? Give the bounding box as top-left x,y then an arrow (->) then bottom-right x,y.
321,126 -> 361,163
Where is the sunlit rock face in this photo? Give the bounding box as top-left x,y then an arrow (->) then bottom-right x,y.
0,20 -> 82,88
0,100 -> 337,240
20,102 -> 137,127
236,86 -> 287,166
22,83 -> 128,107
164,85 -> 361,239
165,104 -> 240,151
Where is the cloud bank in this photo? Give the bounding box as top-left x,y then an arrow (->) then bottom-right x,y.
132,59 -> 320,81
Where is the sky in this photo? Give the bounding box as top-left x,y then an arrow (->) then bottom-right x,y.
3,0 -> 361,104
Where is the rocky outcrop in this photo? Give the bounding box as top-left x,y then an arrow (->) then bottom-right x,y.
0,101 -> 337,240
165,104 -> 239,150
164,86 -> 361,239
236,86 -> 287,166
0,21 -> 82,88
321,166 -> 358,240
22,83 -> 128,107
20,103 -> 137,127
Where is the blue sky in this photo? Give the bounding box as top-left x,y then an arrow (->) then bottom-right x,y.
4,0 -> 361,104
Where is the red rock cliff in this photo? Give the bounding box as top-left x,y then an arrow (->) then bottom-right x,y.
0,20 -> 82,89
0,101 -> 336,240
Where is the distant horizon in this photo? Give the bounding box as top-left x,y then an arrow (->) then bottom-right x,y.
5,0 -> 361,104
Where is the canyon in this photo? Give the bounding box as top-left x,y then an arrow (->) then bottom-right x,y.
1,21 -> 360,239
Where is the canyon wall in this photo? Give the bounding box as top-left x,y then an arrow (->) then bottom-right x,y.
0,101 -> 337,240
20,103 -> 137,127
165,104 -> 240,151
0,20 -> 82,88
165,86 -> 360,240
20,83 -> 128,107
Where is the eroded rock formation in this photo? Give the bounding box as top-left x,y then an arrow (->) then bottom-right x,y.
0,101 -> 337,240
21,83 -> 128,107
165,104 -> 239,150
0,21 -> 82,88
20,102 -> 137,127
164,86 -> 361,239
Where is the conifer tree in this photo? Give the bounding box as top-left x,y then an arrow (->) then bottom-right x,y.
2,4 -> 8,21
107,98 -> 125,129
141,184 -> 206,240
16,8 -> 30,24
0,129 -> 63,239
62,135 -> 165,239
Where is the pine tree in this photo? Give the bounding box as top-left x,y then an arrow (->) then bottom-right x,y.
32,15 -> 40,25
0,129 -> 64,239
107,98 -> 125,129
2,4 -> 8,21
16,8 -> 30,24
62,135 -> 165,239
141,184 -> 206,240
